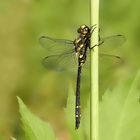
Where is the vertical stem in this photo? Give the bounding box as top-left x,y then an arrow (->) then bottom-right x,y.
90,0 -> 99,140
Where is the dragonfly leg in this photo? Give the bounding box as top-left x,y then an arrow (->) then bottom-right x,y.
90,40 -> 104,49
90,24 -> 97,30
90,24 -> 97,35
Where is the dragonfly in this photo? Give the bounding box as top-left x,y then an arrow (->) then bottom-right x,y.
39,24 -> 125,129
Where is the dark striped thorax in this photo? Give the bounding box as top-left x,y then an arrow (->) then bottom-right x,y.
74,24 -> 91,66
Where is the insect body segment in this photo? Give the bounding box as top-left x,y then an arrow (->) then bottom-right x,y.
77,24 -> 90,37
74,40 -> 86,64
74,25 -> 91,65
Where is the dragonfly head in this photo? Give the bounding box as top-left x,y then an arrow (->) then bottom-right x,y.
77,24 -> 90,36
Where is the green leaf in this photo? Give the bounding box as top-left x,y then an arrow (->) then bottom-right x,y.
11,137 -> 17,140
100,70 -> 140,140
64,86 -> 84,140
65,87 -> 75,130
17,97 -> 58,140
82,99 -> 90,140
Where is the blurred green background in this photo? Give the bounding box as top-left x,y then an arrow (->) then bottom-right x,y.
0,0 -> 139,139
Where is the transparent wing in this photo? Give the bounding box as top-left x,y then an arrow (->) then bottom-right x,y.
99,34 -> 126,53
98,34 -> 125,69
42,50 -> 78,72
40,34 -> 125,71
39,36 -> 74,55
99,53 -> 124,69
84,47 -> 123,71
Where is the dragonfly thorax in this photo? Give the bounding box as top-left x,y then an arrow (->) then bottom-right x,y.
74,37 -> 90,66
74,25 -> 91,66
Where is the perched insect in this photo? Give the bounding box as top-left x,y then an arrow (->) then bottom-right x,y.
39,24 -> 125,129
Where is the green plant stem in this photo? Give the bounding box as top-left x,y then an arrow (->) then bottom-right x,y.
90,0 -> 99,139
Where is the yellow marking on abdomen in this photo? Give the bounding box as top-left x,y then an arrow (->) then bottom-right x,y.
79,44 -> 84,48
75,38 -> 81,43
76,106 -> 81,109
79,55 -> 83,58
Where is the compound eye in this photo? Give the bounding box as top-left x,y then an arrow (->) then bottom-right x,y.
77,28 -> 81,33
81,25 -> 86,29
